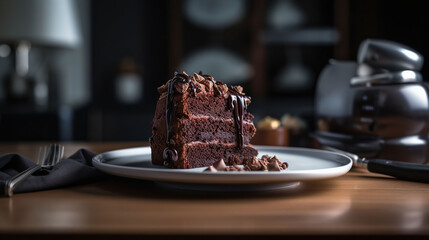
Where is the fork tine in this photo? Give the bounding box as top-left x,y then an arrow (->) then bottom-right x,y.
52,144 -> 58,166
44,145 -> 50,166
49,145 -> 55,166
58,145 -> 64,163
45,145 -> 54,166
43,146 -> 48,165
52,144 -> 63,166
53,144 -> 58,165
38,144 -> 65,167
53,144 -> 59,166
37,147 -> 42,165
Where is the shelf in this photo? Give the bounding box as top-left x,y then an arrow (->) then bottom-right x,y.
263,27 -> 340,45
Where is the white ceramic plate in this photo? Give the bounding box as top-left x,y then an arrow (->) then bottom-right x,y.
92,146 -> 352,190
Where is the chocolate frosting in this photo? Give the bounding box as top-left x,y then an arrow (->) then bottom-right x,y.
157,72 -> 239,98
199,71 -> 222,96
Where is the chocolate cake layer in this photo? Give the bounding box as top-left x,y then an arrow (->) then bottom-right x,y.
152,95 -> 253,122
186,95 -> 253,121
152,142 -> 258,168
181,117 -> 255,143
152,117 -> 255,144
151,92 -> 256,145
151,72 -> 258,169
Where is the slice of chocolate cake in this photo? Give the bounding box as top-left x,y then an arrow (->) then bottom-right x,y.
150,72 -> 258,169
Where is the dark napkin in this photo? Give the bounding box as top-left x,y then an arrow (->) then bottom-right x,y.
0,149 -> 104,195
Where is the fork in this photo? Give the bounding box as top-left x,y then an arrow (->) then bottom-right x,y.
4,144 -> 64,197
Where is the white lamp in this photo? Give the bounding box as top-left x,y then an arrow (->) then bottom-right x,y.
0,0 -> 81,48
0,0 -> 81,105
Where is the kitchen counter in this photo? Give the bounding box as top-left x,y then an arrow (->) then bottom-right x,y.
1,142 -> 428,239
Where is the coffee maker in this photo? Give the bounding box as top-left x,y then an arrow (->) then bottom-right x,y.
314,39 -> 429,164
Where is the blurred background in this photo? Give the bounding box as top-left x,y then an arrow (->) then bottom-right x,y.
0,0 -> 428,142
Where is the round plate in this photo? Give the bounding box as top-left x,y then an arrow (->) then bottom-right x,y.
92,146 -> 352,187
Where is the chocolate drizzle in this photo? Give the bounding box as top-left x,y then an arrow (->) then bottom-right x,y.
163,72 -> 201,167
228,93 -> 248,149
163,147 -> 178,166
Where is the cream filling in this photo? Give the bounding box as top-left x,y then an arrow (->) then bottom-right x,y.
184,140 -> 252,147
190,114 -> 253,124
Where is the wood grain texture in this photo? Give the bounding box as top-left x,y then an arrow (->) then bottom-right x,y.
1,142 -> 429,238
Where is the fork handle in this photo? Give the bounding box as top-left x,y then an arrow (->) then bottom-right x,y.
4,165 -> 41,197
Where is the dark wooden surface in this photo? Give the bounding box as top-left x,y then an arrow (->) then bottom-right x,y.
1,142 -> 429,239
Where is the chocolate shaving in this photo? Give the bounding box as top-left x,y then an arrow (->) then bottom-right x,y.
213,159 -> 227,171
175,72 -> 201,97
267,161 -> 281,171
225,164 -> 245,172
229,86 -> 246,96
204,166 -> 218,172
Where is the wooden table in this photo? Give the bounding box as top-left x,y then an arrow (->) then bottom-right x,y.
1,142 -> 429,239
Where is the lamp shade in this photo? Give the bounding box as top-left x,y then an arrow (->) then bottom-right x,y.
0,0 -> 81,48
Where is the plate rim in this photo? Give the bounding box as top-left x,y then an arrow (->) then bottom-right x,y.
92,145 -> 353,184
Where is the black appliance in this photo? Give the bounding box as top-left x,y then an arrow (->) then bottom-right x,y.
314,39 -> 429,164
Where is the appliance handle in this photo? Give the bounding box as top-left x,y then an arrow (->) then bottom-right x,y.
367,159 -> 429,183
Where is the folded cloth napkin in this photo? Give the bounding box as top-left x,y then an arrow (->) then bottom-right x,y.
0,149 -> 104,195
